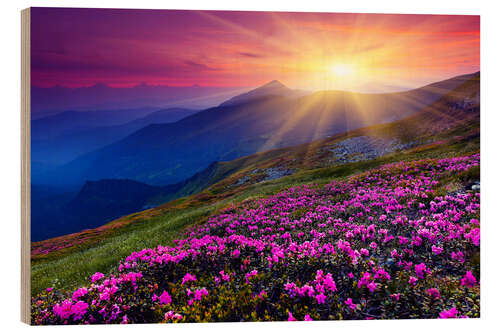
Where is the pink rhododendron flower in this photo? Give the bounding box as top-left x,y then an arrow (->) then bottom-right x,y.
181,273 -> 196,285
409,276 -> 418,285
374,268 -> 390,281
344,298 -> 357,310
91,272 -> 105,283
288,312 -> 297,321
432,246 -> 444,255
465,228 -> 480,246
159,290 -> 172,305
53,300 -> 73,320
426,288 -> 441,299
398,236 -> 409,245
193,288 -> 209,301
358,272 -> 371,288
367,282 -> 378,293
304,314 -> 313,321
470,218 -> 479,225
99,285 -> 118,301
219,270 -> 230,282
390,293 -> 400,301
72,287 -> 88,301
165,311 -> 183,321
245,269 -> 258,283
451,251 -> 465,263
315,293 -> 326,304
460,271 -> 477,288
439,307 -> 458,319
315,270 -> 337,292
415,263 -> 429,279
71,301 -> 89,320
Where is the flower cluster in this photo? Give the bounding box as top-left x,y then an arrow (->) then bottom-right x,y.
31,154 -> 480,324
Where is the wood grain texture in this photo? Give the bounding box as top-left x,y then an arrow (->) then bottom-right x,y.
21,7 -> 31,325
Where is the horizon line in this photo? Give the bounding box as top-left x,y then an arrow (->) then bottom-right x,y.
31,70 -> 480,95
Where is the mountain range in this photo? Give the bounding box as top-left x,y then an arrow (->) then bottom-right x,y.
31,84 -> 249,118
41,72 -> 478,187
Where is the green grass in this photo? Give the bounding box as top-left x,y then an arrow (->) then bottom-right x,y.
32,205 -> 214,294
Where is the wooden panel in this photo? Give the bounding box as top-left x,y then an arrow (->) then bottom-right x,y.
21,7 -> 30,325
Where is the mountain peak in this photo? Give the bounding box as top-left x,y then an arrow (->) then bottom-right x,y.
260,80 -> 287,89
219,80 -> 294,107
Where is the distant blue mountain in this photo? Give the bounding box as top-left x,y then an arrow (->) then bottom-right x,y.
31,107 -> 159,140
31,107 -> 200,167
31,84 -> 248,118
31,179 -> 168,241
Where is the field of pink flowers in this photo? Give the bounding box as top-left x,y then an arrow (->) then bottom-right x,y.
31,154 -> 480,324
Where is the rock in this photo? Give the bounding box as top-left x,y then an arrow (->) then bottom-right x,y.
235,175 -> 250,186
235,167 -> 295,186
326,136 -> 420,164
263,167 -> 293,181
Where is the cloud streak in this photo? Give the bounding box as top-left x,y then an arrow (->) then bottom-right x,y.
238,52 -> 265,58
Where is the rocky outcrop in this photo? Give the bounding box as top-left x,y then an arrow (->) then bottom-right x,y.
327,136 -> 419,164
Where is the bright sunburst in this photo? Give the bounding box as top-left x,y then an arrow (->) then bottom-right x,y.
331,64 -> 355,77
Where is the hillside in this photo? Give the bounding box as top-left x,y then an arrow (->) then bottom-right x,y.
31,73 -> 479,300
31,73 -> 479,241
42,72 -> 477,187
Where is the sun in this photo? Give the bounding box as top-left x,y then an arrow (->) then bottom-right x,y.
331,63 -> 355,77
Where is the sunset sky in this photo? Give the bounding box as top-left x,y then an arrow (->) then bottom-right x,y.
31,7 -> 479,92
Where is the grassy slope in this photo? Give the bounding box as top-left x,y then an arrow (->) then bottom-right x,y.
31,75 -> 479,296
